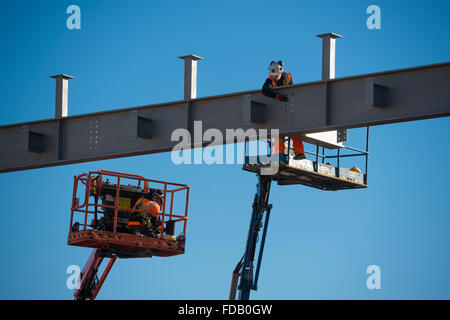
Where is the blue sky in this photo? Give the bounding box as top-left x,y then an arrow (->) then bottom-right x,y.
0,0 -> 449,299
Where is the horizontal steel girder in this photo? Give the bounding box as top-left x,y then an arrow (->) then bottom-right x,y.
1,61 -> 449,173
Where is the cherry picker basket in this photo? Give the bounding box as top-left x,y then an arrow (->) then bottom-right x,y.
68,170 -> 190,258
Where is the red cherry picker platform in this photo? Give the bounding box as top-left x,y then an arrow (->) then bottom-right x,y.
68,170 -> 190,300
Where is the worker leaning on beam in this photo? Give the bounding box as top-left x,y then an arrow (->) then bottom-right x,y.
262,60 -> 306,160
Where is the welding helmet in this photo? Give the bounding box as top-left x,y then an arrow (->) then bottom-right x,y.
269,61 -> 283,76
152,192 -> 163,206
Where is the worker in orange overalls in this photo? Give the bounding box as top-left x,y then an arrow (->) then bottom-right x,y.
262,60 -> 306,160
129,194 -> 163,236
134,197 -> 161,218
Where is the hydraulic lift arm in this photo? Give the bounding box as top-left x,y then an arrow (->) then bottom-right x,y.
74,249 -> 117,300
230,174 -> 273,300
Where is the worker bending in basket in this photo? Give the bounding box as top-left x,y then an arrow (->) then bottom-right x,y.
129,192 -> 163,237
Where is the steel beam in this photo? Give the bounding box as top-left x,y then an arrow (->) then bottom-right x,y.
179,54 -> 203,101
305,33 -> 345,148
316,33 -> 342,81
50,74 -> 74,119
1,61 -> 449,173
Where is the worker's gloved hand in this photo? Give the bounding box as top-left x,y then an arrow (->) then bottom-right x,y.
276,94 -> 288,102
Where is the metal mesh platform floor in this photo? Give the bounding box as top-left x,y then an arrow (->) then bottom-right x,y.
243,156 -> 367,191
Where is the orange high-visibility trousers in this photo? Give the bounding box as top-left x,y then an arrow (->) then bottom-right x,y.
273,136 -> 304,155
